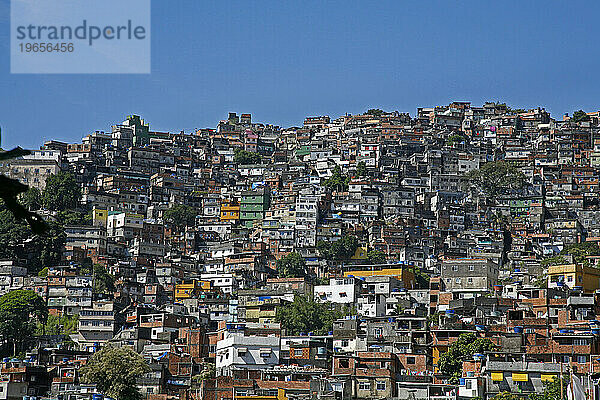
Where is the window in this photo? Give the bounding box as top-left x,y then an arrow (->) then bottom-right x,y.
467,278 -> 473,283
339,359 -> 349,368
376,381 -> 386,391
469,266 -> 475,271
341,340 -> 349,347
260,349 -> 271,357
358,381 -> 371,391
406,357 -> 415,364
294,349 -> 303,357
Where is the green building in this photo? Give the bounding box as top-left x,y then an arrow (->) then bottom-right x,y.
240,187 -> 271,228
125,115 -> 150,147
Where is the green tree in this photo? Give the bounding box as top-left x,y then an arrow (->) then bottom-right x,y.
446,133 -> 466,146
528,375 -> 568,400
80,346 -> 151,400
93,264 -> 115,295
365,109 -> 384,117
234,148 -> 261,165
412,267 -> 431,288
463,161 -> 526,202
366,249 -> 386,265
276,295 -> 351,335
0,145 -> 47,234
42,172 -> 81,211
164,204 -> 198,227
572,110 -> 590,123
192,362 -> 216,388
0,290 -> 48,355
324,166 -> 350,192
540,255 -> 567,268
57,210 -> 92,226
20,187 -> 42,211
437,333 -> 495,383
0,203 -> 64,273
356,161 -> 367,177
492,393 -> 521,400
37,314 -> 79,336
277,252 -> 307,278
560,242 -> 600,266
318,235 -> 359,261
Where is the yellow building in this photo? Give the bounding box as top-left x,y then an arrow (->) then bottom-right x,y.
344,267 -> 415,289
174,280 -> 212,299
92,207 -> 108,227
220,200 -> 240,222
547,264 -> 600,292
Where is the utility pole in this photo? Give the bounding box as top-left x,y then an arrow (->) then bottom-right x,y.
560,362 -> 564,400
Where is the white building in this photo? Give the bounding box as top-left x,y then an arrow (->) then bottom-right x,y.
314,277 -> 361,304
201,273 -> 238,294
216,333 -> 280,376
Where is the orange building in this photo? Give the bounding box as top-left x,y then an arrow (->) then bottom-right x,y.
220,199 -> 240,222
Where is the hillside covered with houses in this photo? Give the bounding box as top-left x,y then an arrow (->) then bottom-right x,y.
1,102 -> 600,400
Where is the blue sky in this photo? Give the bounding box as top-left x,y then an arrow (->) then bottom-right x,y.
1,0 -> 599,149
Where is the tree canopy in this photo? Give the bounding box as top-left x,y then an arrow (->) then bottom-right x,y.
37,314 -> 78,336
234,148 -> 262,165
318,235 -> 359,261
463,161 -> 526,201
560,242 -> 600,266
492,393 -> 521,400
365,109 -> 384,117
323,166 -> 350,192
528,374 -> 567,400
437,333 -> 495,383
81,346 -> 151,400
93,264 -> 116,294
164,204 -> 198,227
42,172 -> 81,211
356,161 -> 367,177
0,290 -> 48,355
572,110 -> 590,123
366,249 -> 386,265
276,295 -> 352,335
192,362 -> 216,388
446,133 -> 466,147
540,255 -> 567,268
277,252 -> 307,278
0,202 -> 64,273
56,210 -> 92,226
20,187 -> 42,211
0,147 -> 48,234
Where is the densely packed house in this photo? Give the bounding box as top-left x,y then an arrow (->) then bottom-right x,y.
2,104 -> 600,399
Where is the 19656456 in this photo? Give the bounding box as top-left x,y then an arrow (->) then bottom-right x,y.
19,43 -> 74,52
